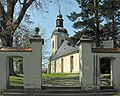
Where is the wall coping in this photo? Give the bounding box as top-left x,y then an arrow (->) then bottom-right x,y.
92,48 -> 120,53
0,47 -> 32,52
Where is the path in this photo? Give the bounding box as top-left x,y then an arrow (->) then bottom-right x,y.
42,75 -> 80,87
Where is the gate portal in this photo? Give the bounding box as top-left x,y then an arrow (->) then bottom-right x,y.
0,28 -> 44,92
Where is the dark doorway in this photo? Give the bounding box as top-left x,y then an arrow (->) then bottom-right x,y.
100,58 -> 112,87
7,56 -> 23,89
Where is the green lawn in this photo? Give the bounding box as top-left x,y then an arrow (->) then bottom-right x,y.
10,75 -> 23,86
42,73 -> 79,77
9,73 -> 79,86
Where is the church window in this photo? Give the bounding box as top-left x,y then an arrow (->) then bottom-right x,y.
70,56 -> 74,72
61,58 -> 63,73
54,61 -> 56,73
57,20 -> 60,26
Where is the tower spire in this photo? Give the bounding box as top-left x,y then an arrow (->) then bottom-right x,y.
56,5 -> 63,27
57,5 -> 62,19
58,5 -> 61,16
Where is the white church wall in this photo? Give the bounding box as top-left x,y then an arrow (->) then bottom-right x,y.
63,55 -> 71,73
50,61 -> 55,73
50,52 -> 80,73
51,35 -> 57,53
56,59 -> 62,73
51,32 -> 68,54
71,53 -> 80,73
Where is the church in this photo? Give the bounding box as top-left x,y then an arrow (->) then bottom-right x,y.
48,8 -> 115,74
48,9 -> 80,73
48,9 -> 120,89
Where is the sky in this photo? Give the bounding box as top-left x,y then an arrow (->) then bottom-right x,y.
30,1 -> 80,38
26,1 -> 80,65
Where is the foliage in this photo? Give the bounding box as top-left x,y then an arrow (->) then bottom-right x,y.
0,0 -> 54,75
68,0 -> 120,47
100,0 -> 120,48
13,57 -> 23,74
0,0 -> 51,75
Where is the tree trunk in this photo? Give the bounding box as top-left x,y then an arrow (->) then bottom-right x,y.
94,0 -> 100,47
9,57 -> 16,76
112,15 -> 116,48
1,33 -> 16,76
9,36 -> 16,76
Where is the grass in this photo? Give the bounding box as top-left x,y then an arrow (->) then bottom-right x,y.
9,74 -> 23,86
9,73 -> 79,86
42,73 -> 79,77
100,74 -> 111,86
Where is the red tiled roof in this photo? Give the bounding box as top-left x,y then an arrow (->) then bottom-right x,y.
92,48 -> 120,53
0,48 -> 32,52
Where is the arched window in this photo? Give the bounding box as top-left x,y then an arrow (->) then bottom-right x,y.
70,56 -> 74,72
54,61 -> 56,73
61,58 -> 63,73
52,41 -> 54,49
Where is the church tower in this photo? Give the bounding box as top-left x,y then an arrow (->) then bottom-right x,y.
51,7 -> 69,54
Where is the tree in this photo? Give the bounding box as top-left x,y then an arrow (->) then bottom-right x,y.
0,0 -> 72,75
101,0 -> 120,48
13,26 -> 50,73
0,0 -> 50,47
68,0 -> 120,47
0,0 -> 50,75
68,0 -> 103,47
41,30 -> 50,68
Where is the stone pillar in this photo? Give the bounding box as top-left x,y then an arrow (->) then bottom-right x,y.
0,56 -> 8,93
24,27 -> 44,89
79,34 -> 100,91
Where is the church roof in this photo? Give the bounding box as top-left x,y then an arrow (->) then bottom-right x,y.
50,40 -> 79,60
52,27 -> 68,35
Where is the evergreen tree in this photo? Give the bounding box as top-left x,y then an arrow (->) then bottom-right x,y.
101,0 -> 120,48
68,0 -> 120,47
68,0 -> 103,47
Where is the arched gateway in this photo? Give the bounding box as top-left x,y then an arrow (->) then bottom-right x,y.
0,28 -> 44,92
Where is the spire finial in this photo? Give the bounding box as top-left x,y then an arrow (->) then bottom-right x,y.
57,5 -> 62,18
59,5 -> 61,15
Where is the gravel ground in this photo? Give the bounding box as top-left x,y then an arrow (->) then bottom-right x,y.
42,75 -> 80,87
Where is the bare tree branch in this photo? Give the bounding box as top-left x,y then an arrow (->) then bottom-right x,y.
7,0 -> 14,20
13,0 -> 35,32
19,0 -> 24,4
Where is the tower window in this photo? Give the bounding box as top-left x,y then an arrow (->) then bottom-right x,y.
52,41 -> 54,49
61,39 -> 64,44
